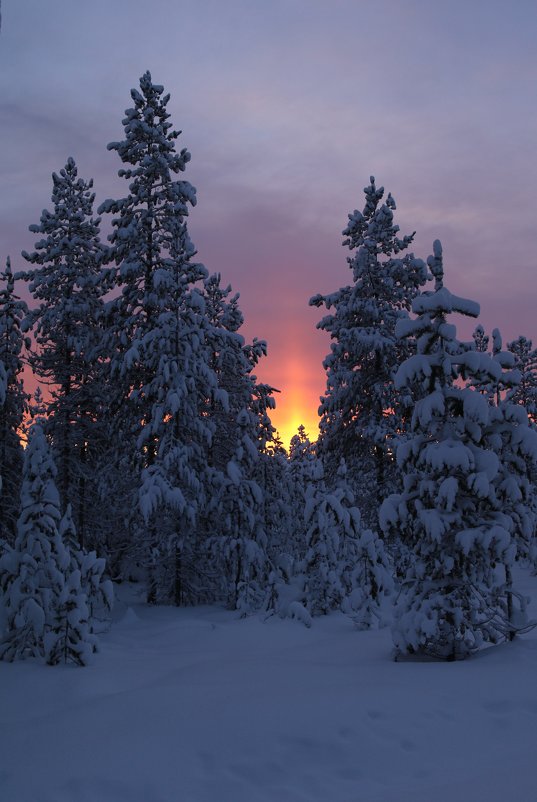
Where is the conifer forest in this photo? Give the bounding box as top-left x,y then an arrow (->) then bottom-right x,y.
1,72 -> 536,668
2,11 -> 537,791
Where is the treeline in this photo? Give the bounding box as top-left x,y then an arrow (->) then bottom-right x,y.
1,72 -> 537,664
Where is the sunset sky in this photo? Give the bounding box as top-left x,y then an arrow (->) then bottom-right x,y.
1,0 -> 536,447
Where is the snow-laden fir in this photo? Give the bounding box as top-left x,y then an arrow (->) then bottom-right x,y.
380,240 -> 537,659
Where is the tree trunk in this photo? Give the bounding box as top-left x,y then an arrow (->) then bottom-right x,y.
77,441 -> 87,549
174,544 -> 182,607
506,564 -> 515,641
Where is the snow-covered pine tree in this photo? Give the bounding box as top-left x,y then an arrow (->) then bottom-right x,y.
98,69 -> 200,372
465,327 -> 519,408
100,72 -> 221,604
0,358 -> 6,526
310,178 -> 427,528
289,425 -> 314,463
483,332 -> 537,569
257,432 -> 293,581
472,324 -> 489,354
45,505 -> 113,665
334,460 -> 393,628
135,259 -> 216,606
381,240 -> 533,660
201,273 -> 267,470
44,566 -> 91,666
204,275 -> 273,448
287,425 -> 318,560
0,360 -> 6,406
215,410 -> 269,614
45,505 -> 91,666
201,273 -> 271,612
1,429 -> 111,665
302,459 -> 391,624
490,400 -> 537,572
0,425 -> 67,661
29,386 -> 46,420
0,258 -> 29,541
62,505 -> 113,629
251,381 -> 278,453
303,462 -> 346,617
20,158 -> 106,547
464,329 -> 537,567
507,336 -> 537,425
91,434 -> 145,583
263,426 -> 319,622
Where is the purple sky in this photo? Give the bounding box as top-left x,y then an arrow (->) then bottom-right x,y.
1,0 -> 536,444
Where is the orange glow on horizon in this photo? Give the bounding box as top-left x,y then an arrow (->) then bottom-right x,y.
260,353 -> 322,450
271,407 -> 320,452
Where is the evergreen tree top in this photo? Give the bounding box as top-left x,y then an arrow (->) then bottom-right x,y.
1,256 -> 14,293
0,256 -> 30,382
21,157 -> 103,296
24,157 -> 100,246
101,70 -> 195,203
342,176 -> 415,257
98,71 -> 202,327
19,423 -> 61,516
0,257 -> 29,335
204,273 -> 244,334
310,177 -> 426,314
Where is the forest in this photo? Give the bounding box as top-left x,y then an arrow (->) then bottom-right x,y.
1,71 -> 537,666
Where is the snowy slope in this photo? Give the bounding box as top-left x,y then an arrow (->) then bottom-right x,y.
2,576 -> 537,802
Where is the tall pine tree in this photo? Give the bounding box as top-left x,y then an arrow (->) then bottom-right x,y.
310,177 -> 427,528
0,425 -> 67,661
0,258 -> 29,540
201,273 -> 271,612
20,157 -> 106,546
99,72 -> 219,604
507,336 -> 537,425
381,241 -> 536,659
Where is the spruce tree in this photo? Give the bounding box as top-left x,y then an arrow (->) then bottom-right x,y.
0,362 -> 5,407
0,258 -> 29,540
258,434 -> 294,585
289,425 -> 314,463
216,411 -> 269,613
44,566 -> 92,666
467,329 -> 537,566
0,358 -> 6,532
0,425 -> 67,661
99,70 -> 200,363
0,428 -> 112,665
472,324 -> 489,354
285,426 -> 317,560
507,336 -> 537,425
201,274 -> 271,612
135,276 -> 217,605
20,158 -> 106,546
310,177 -> 427,527
484,333 -> 537,568
45,505 -> 113,665
381,241 -> 536,659
303,460 -> 391,622
262,427 -> 318,622
202,273 -> 269,470
100,72 -> 220,604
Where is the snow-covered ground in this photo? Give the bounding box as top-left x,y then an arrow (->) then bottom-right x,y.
2,573 -> 537,802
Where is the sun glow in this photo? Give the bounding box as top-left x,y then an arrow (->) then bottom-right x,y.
264,356 -> 321,451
